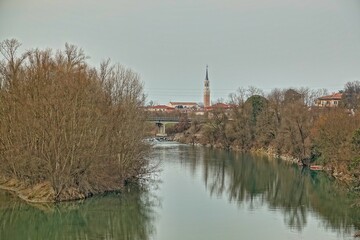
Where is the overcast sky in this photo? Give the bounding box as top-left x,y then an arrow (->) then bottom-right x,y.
1,0 -> 360,104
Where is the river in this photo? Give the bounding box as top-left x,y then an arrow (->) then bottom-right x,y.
0,142 -> 359,240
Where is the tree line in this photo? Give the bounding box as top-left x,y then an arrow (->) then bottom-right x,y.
177,85 -> 360,187
0,39 -> 152,202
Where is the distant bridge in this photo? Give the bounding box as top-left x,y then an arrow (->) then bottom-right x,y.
147,116 -> 184,123
146,116 -> 188,136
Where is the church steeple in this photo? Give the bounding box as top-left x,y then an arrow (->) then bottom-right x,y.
205,65 -> 209,80
203,65 -> 210,108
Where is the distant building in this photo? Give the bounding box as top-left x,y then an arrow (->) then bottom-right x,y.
315,93 -> 342,107
205,103 -> 232,111
167,102 -> 198,109
145,105 -> 175,112
203,65 -> 210,108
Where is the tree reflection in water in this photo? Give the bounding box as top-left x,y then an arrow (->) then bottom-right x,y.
178,145 -> 360,235
1,145 -> 359,239
0,184 -> 158,240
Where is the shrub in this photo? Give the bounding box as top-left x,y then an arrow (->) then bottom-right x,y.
0,39 -> 151,201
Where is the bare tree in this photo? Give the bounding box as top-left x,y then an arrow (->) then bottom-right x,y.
0,40 -> 151,202
228,87 -> 247,105
298,87 -> 329,106
246,86 -> 264,98
0,39 -> 28,86
342,81 -> 360,110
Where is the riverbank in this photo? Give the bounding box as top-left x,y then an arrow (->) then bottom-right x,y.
0,177 -> 131,203
173,132 -> 358,189
173,132 -> 298,162
0,178 -> 56,203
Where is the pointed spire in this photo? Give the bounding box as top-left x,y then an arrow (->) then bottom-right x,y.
205,65 -> 209,80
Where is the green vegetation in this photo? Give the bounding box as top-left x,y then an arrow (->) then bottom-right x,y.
0,39 -> 151,202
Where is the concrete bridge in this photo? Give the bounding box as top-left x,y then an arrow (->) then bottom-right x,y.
147,116 -> 187,136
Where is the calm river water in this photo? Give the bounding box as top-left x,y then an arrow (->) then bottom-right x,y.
1,142 -> 359,240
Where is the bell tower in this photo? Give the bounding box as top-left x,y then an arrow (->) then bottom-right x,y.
203,65 -> 210,108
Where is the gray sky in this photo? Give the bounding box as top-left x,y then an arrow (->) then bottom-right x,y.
1,0 -> 360,104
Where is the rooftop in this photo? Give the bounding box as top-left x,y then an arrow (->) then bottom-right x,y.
169,102 -> 198,105
318,93 -> 343,100
146,105 -> 175,109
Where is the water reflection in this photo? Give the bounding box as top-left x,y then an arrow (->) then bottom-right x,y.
1,143 -> 359,240
0,184 -> 158,240
177,145 -> 360,234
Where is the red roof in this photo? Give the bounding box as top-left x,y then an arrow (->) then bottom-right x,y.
205,103 -> 232,110
318,93 -> 342,100
169,102 -> 198,106
146,105 -> 175,110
